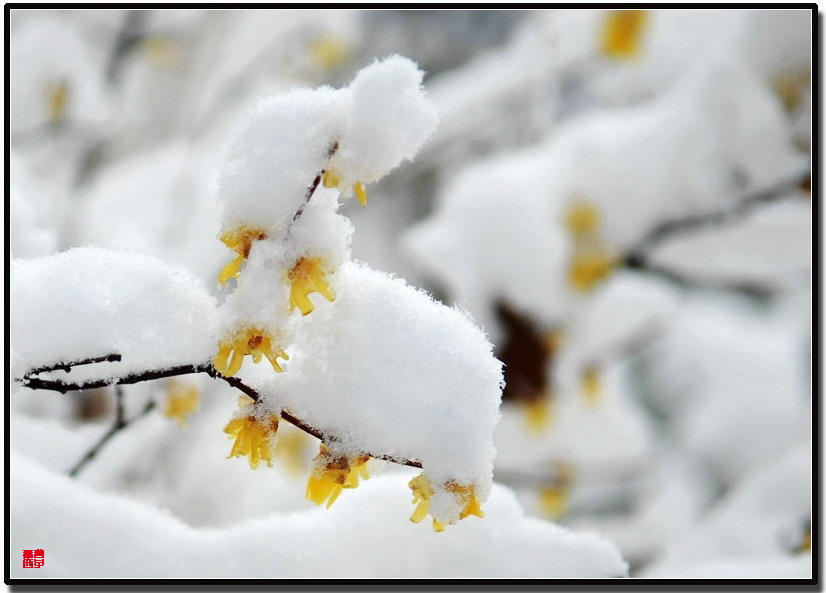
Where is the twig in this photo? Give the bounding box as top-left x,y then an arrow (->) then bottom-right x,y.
290,141 -> 339,223
626,171 -> 810,259
20,355 -> 423,470
68,396 -> 156,478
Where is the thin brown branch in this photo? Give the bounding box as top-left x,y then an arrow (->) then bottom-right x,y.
24,354 -> 122,379
626,170 -> 809,259
68,397 -> 156,478
20,356 -> 423,470
290,141 -> 340,223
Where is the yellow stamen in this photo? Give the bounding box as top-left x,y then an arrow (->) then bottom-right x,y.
601,10 -> 648,59
46,80 -> 69,126
224,414 -> 279,470
288,257 -> 335,316
217,226 -> 268,286
353,181 -> 368,207
214,327 -> 288,377
162,380 -> 200,428
306,446 -> 371,508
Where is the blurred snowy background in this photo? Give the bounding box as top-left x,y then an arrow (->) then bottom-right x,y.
9,8 -> 812,579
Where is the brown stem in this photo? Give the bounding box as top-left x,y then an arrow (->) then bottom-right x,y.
20,355 -> 422,470
290,141 -> 340,223
68,397 -> 156,478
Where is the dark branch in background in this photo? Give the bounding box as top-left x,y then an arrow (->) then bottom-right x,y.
20,355 -> 423,470
622,170 -> 810,297
625,170 -> 810,258
68,387 -> 156,478
105,10 -> 148,83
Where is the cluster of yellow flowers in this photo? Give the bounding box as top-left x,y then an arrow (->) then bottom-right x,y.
409,474 -> 485,532
564,198 -> 619,293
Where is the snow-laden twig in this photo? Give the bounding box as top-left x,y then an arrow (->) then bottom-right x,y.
20,355 -> 424,470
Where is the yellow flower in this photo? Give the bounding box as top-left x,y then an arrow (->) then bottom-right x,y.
322,169 -> 368,207
224,413 -> 280,469
581,365 -> 602,407
46,79 -> 69,126
564,199 -> 601,238
539,463 -> 576,519
162,380 -> 200,427
288,257 -> 335,316
409,474 -> 484,532
568,249 -> 618,293
601,10 -> 648,59
274,425 -> 312,477
524,393 -> 554,434
308,34 -> 351,72
306,445 -> 371,508
214,327 -> 289,377
217,226 -> 268,286
538,485 -> 569,519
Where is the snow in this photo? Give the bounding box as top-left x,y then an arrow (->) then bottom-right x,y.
10,452 -> 628,579
218,55 -> 436,231
253,261 -> 504,523
644,438 -> 811,577
11,247 -> 219,383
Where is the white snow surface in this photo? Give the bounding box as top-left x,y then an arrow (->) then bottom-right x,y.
11,247 -> 219,382
10,452 -> 628,579
253,261 -> 504,518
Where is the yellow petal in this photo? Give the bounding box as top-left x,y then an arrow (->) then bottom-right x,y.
353,181 -> 368,207
218,253 -> 244,286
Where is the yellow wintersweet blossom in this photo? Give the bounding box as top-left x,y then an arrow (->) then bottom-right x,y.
214,327 -> 289,377
274,426 -> 312,476
308,34 -> 351,72
538,463 -> 576,519
288,257 -> 335,316
218,226 -> 268,285
564,199 -> 618,293
409,474 -> 484,532
568,250 -> 618,293
46,79 -> 69,126
306,445 -> 371,508
322,169 -> 368,207
524,393 -> 554,434
601,10 -> 648,59
581,365 -> 602,407
224,413 -> 280,470
565,200 -> 601,238
539,485 -> 569,519
162,380 -> 200,427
